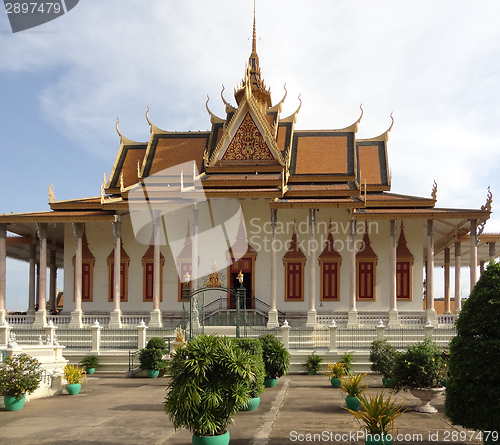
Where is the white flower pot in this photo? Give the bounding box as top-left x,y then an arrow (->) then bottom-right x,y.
410,387 -> 445,413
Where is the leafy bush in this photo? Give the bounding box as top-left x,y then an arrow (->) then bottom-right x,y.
0,353 -> 42,398
79,355 -> 100,370
232,338 -> 265,398
445,261 -> 500,434
146,337 -> 167,351
369,340 -> 398,378
139,348 -> 165,371
339,352 -> 353,372
392,338 -> 445,391
305,353 -> 323,375
259,334 -> 290,380
164,334 -> 258,437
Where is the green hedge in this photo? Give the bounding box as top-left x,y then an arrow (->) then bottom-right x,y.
445,261 -> 500,434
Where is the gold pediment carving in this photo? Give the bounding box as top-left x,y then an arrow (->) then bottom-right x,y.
221,112 -> 274,161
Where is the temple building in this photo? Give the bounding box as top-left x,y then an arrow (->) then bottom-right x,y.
0,16 -> 498,329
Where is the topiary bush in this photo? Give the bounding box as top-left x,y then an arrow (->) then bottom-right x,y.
232,338 -> 265,398
445,261 -> 500,439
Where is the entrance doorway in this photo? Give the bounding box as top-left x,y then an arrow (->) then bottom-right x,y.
228,257 -> 254,309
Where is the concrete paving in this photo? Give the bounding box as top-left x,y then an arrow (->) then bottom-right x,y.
0,374 -> 483,445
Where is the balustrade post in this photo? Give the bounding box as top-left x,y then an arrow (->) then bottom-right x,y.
0,321 -> 10,346
137,320 -> 148,350
424,320 -> 434,340
91,320 -> 102,353
44,320 -> 57,345
281,320 -> 290,350
376,320 -> 386,341
328,320 -> 337,352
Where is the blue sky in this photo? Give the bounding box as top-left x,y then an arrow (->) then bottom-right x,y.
1,1 -> 500,311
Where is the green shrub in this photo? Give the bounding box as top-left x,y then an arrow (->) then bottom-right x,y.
232,338 -> 265,398
139,348 -> 165,371
339,352 -> 354,373
392,338 -> 445,391
305,353 -> 323,375
0,353 -> 42,398
164,334 -> 258,437
369,340 -> 398,378
146,337 -> 167,350
260,334 -> 290,380
79,355 -> 100,370
445,261 -> 500,434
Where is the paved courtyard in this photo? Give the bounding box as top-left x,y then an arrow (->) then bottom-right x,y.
0,374 -> 482,445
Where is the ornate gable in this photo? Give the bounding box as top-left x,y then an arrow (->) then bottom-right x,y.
222,112 -> 275,161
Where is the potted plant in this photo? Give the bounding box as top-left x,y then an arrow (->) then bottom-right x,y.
260,334 -> 290,388
343,392 -> 406,445
326,362 -> 346,388
445,261 -> 500,444
392,338 -> 445,413
0,353 -> 42,411
232,338 -> 265,411
369,340 -> 399,388
79,355 -> 100,374
139,337 -> 168,378
340,372 -> 367,411
304,352 -> 323,375
339,351 -> 354,374
164,334 -> 259,445
64,364 -> 86,395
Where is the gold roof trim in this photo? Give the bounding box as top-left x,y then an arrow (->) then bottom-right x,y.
359,111 -> 394,142
205,96 -> 225,124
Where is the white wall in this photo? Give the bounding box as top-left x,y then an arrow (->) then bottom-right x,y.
62,203 -> 425,314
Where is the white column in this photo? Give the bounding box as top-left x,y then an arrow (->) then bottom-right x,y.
0,224 -> 6,324
109,217 -> 122,328
306,209 -> 317,327
489,242 -> 496,262
425,220 -> 437,323
388,220 -> 399,326
347,219 -> 358,326
443,247 -> 451,314
191,208 -> 199,288
49,248 -> 57,314
454,242 -> 462,314
267,208 -> 279,328
34,223 -> 48,327
28,242 -> 36,315
470,219 -> 478,292
70,223 -> 83,328
149,211 -> 162,327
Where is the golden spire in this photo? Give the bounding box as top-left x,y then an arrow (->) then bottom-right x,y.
234,0 -> 272,109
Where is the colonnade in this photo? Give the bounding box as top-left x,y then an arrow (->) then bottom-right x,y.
0,216 -> 496,327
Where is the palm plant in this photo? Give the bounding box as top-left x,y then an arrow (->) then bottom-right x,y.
260,334 -> 290,380
164,334 -> 258,438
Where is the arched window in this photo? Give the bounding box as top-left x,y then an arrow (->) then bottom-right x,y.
396,222 -> 414,300
319,228 -> 342,301
72,225 -> 95,302
283,223 -> 306,302
356,223 -> 378,301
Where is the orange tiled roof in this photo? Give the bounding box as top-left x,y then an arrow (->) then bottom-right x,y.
294,135 -> 349,175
